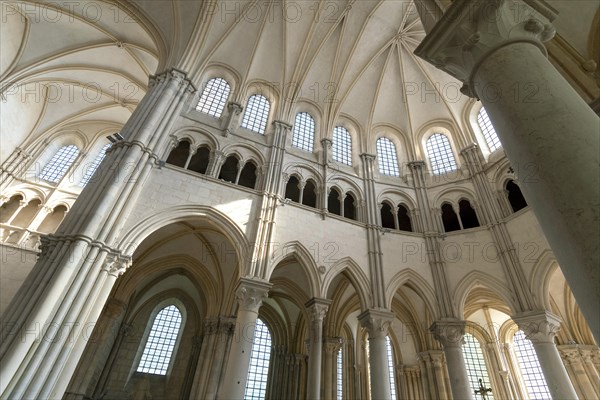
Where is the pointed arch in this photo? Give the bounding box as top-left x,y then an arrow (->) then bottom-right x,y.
267,241 -> 320,299
385,269 -> 440,319
454,271 -> 519,318
528,250 -> 559,310
322,257 -> 371,311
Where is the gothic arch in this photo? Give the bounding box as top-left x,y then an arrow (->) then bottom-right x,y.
118,205 -> 250,274
267,240 -> 320,299
385,269 -> 440,319
528,250 -> 558,310
319,258 -> 369,311
454,271 -> 519,318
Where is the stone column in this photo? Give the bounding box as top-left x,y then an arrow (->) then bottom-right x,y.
581,347 -> 600,395
513,311 -> 578,399
223,102 -> 243,136
218,278 -> 270,400
430,319 -> 474,400
305,298 -> 330,400
205,317 -> 236,399
415,0 -> 600,341
358,309 -> 394,400
559,345 -> 599,399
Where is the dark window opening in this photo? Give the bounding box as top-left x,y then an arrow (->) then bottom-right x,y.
188,147 -> 210,174
166,140 -> 190,168
380,202 -> 395,229
285,176 -> 301,202
328,189 -> 341,215
506,180 -> 528,212
219,156 -> 239,183
459,200 -> 480,229
239,162 -> 258,189
302,180 -> 317,208
344,193 -> 356,221
398,205 -> 413,232
441,203 -> 461,232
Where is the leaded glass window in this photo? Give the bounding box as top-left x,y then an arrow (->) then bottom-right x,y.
462,334 -> 494,400
426,134 -> 457,174
196,78 -> 231,118
376,138 -> 400,176
292,112 -> 315,152
477,107 -> 501,152
244,319 -> 272,400
137,305 -> 183,375
39,145 -> 80,183
337,348 -> 343,400
513,331 -> 552,400
241,95 -> 270,134
332,126 -> 352,166
386,336 -> 397,400
80,144 -> 111,186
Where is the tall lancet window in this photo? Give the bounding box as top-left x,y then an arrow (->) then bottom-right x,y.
386,336 -> 397,400
426,133 -> 457,174
137,304 -> 183,375
462,333 -> 494,399
376,137 -> 400,177
196,77 -> 231,118
244,318 -> 272,400
241,95 -> 270,134
337,349 -> 343,400
512,331 -> 552,400
80,143 -> 111,187
292,112 -> 316,152
332,126 -> 352,166
39,145 -> 80,183
477,107 -> 501,152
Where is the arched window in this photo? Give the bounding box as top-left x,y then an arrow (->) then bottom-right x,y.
166,140 -> 191,168
328,188 -> 341,216
380,202 -> 395,229
39,145 -> 80,183
239,162 -> 258,189
292,112 -> 315,152
332,127 -> 352,166
244,318 -> 272,400
196,77 -> 231,118
302,180 -> 317,208
506,180 -> 528,212
386,336 -> 397,400
462,334 -> 494,400
397,204 -> 413,232
459,199 -> 480,229
441,203 -> 461,232
80,144 -> 111,187
188,146 -> 210,174
376,138 -> 400,177
426,134 -> 457,175
513,331 -> 551,400
137,304 -> 183,375
337,348 -> 343,400
344,192 -> 356,221
284,176 -> 301,202
218,156 -> 239,183
241,95 -> 270,134
477,107 -> 501,152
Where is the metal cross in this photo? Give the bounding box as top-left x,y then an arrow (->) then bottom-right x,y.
474,378 -> 492,400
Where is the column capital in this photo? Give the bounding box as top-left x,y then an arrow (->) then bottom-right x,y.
415,0 -> 557,97
324,337 -> 343,354
358,309 -> 395,339
430,319 -> 467,348
359,153 -> 377,163
101,255 -> 131,277
512,310 -> 562,344
235,277 -> 271,312
305,298 -> 331,323
228,102 -> 244,114
558,346 -> 582,366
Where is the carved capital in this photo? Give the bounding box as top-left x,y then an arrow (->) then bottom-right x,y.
415,0 -> 557,98
325,337 -> 343,354
512,310 -> 561,344
430,319 -> 466,349
228,102 -> 244,115
358,309 -> 394,339
305,298 -> 331,324
102,255 -> 131,277
559,346 -> 582,366
235,278 -> 271,312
